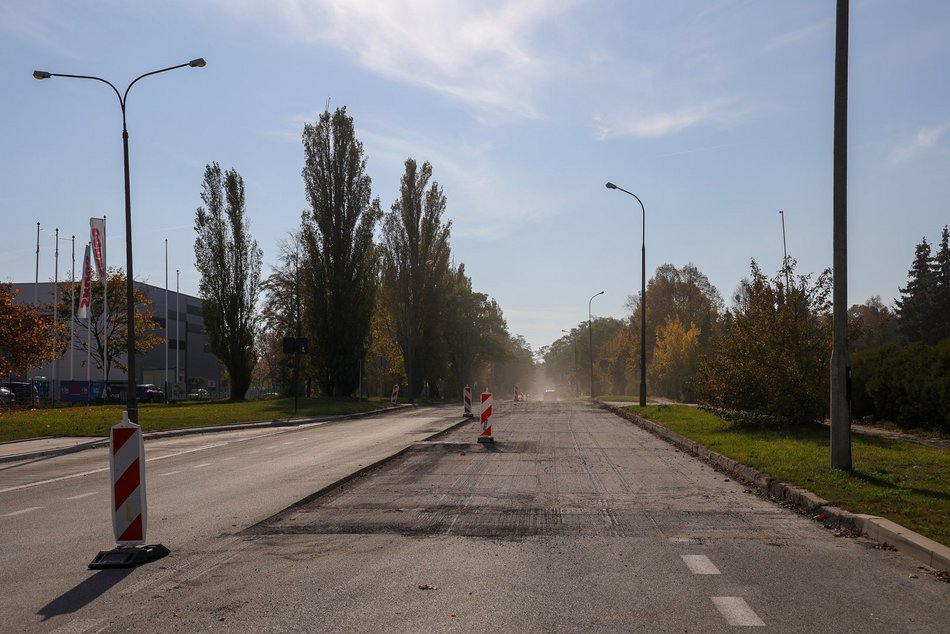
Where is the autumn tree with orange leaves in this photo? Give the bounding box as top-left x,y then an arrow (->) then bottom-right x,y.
1,283 -> 66,377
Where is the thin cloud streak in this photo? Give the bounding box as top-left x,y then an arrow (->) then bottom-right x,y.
594,98 -> 743,140
891,123 -> 950,164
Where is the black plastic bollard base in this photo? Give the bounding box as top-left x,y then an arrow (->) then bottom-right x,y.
477,436 -> 494,444
88,543 -> 170,569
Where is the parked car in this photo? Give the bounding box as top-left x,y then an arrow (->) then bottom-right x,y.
187,388 -> 210,400
0,386 -> 14,407
136,384 -> 164,403
6,381 -> 38,406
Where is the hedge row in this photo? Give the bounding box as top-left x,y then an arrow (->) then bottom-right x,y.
851,339 -> 950,433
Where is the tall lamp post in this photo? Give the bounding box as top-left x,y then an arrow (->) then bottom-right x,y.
605,181 -> 647,407
34,58 -> 206,424
588,291 -> 604,398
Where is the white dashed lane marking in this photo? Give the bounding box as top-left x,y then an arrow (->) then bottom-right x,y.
159,471 -> 182,477
712,597 -> 765,626
3,506 -> 43,517
65,492 -> 98,500
193,463 -> 212,469
681,554 -> 721,575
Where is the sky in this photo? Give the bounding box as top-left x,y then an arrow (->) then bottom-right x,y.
3,0 -> 950,355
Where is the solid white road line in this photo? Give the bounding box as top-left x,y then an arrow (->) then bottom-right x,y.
681,554 -> 721,575
65,492 -> 98,500
712,596 -> 765,626
3,506 -> 43,517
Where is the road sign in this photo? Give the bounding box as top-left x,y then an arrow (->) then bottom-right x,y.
478,391 -> 494,443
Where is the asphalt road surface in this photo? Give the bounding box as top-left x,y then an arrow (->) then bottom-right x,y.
2,401 -> 948,632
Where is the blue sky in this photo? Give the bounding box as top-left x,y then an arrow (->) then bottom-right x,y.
3,1 -> 949,353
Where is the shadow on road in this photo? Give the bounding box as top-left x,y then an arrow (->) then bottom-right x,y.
37,568 -> 133,621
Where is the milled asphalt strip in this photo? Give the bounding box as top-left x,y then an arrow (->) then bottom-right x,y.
601,402 -> 950,573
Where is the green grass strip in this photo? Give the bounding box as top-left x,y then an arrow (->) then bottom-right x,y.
0,397 -> 393,443
628,404 -> 950,548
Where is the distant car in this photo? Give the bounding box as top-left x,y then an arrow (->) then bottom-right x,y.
187,388 -> 211,400
543,389 -> 557,401
0,386 -> 14,407
136,384 -> 164,403
6,381 -> 38,406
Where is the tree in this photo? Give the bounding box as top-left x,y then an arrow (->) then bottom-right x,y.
650,315 -> 701,401
379,159 -> 452,400
443,264 -> 509,396
300,107 -> 382,397
1,284 -> 66,377
54,270 -> 162,377
260,235 -> 305,397
194,162 -> 263,401
934,225 -> 950,341
848,296 -> 898,353
895,237 -> 939,344
695,259 -> 832,426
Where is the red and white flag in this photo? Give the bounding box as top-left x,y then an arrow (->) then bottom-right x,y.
90,217 -> 107,282
77,244 -> 92,319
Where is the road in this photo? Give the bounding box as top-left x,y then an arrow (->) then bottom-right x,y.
0,406 -> 461,632
2,401 -> 948,632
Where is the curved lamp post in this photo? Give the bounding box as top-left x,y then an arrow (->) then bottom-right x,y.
34,58 -> 206,423
588,290 -> 604,398
605,181 -> 647,407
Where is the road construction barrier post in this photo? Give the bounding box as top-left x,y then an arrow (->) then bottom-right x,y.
89,411 -> 169,569
391,383 -> 399,404
463,384 -> 473,418
478,391 -> 494,443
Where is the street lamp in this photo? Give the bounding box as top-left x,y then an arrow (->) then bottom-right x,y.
34,58 -> 206,423
605,181 -> 647,407
588,290 -> 604,398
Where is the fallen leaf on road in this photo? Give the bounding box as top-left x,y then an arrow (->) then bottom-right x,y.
418,584 -> 438,590
814,513 -> 826,522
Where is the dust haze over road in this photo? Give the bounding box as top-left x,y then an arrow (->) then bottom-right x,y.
3,401 -> 948,632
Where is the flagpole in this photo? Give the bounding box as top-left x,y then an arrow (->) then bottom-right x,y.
70,235 -> 75,381
165,238 -> 168,402
35,222 -> 40,304
102,216 -> 108,386
53,228 -> 59,398
176,269 -> 180,401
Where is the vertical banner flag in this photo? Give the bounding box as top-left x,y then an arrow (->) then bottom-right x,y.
90,217 -> 107,282
77,244 -> 92,319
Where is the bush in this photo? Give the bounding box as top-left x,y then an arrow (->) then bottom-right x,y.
695,260 -> 832,427
852,339 -> 950,432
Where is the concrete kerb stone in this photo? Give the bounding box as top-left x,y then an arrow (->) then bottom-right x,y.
599,402 -> 950,573
0,403 -> 418,465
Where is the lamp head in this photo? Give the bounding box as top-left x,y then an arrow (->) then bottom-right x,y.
605,182 -> 617,189
189,58 -> 207,68
33,70 -> 51,80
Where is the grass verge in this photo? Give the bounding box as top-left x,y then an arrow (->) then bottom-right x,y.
0,397 -> 393,443
628,404 -> 950,548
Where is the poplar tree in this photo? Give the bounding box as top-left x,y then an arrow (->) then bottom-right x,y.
379,159 -> 452,399
300,107 -> 381,397
194,163 -> 262,400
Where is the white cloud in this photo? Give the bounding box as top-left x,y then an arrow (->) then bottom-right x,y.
762,21 -> 828,54
209,0 -> 584,119
891,123 -> 950,164
593,98 -> 742,140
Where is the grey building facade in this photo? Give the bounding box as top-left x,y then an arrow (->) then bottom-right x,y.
9,281 -> 224,401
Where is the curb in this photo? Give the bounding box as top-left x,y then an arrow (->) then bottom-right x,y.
0,403 -> 417,465
600,402 -> 950,573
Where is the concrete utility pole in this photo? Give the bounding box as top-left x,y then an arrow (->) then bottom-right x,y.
830,0 -> 852,470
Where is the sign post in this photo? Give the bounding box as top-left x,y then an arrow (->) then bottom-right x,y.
463,385 -> 473,418
478,391 -> 494,444
89,411 -> 169,568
